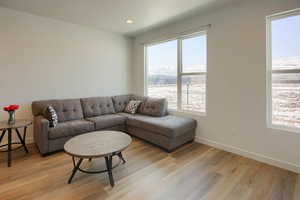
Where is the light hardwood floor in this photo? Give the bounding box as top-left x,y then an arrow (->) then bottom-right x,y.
0,138 -> 299,200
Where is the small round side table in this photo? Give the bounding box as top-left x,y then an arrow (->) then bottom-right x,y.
0,119 -> 32,167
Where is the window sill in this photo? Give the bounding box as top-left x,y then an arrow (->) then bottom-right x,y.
267,123 -> 300,135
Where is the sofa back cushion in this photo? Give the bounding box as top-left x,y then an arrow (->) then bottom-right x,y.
112,95 -> 131,113
140,98 -> 168,117
81,96 -> 115,118
32,99 -> 84,122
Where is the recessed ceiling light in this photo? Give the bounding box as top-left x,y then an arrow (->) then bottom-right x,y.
126,19 -> 133,24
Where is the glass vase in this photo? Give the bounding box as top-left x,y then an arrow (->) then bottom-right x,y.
7,111 -> 16,125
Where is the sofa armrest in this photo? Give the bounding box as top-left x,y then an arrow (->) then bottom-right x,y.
33,115 -> 50,155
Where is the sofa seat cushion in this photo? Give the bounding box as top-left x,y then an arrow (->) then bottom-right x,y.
126,114 -> 197,138
48,120 -> 94,139
117,112 -> 135,118
86,114 -> 127,130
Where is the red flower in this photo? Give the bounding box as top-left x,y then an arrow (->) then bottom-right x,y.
3,105 -> 20,111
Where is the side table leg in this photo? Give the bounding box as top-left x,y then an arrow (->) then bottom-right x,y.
7,129 -> 12,167
105,156 -> 115,187
23,127 -> 27,141
0,130 -> 6,144
68,157 -> 83,184
15,128 -> 28,153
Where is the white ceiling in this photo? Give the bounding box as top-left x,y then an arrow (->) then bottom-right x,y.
0,0 -> 238,36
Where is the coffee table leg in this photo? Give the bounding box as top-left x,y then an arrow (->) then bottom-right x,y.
15,128 -> 28,153
118,152 -> 126,164
7,129 -> 12,167
68,157 -> 83,184
105,156 -> 114,187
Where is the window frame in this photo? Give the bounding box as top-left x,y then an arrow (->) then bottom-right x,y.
266,8 -> 300,133
144,31 -> 208,115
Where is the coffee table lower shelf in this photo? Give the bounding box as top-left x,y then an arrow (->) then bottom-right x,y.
68,152 -> 126,187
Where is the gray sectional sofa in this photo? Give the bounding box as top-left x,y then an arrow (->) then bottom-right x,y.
32,94 -> 197,155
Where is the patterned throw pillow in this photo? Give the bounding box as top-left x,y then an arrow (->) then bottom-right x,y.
44,106 -> 58,127
124,100 -> 142,114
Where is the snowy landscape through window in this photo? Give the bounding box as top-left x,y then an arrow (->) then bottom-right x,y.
146,34 -> 207,113
269,12 -> 300,130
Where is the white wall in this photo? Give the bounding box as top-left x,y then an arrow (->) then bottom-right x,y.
0,7 -> 132,144
132,0 -> 300,173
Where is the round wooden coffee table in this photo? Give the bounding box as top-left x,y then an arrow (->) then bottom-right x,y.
0,119 -> 32,167
64,131 -> 132,187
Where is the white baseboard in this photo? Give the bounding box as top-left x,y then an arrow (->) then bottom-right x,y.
195,136 -> 300,174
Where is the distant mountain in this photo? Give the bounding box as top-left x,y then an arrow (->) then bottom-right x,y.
148,64 -> 206,75
148,65 -> 176,75
273,57 -> 300,69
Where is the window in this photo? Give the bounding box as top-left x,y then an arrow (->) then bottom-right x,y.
146,40 -> 178,109
146,33 -> 207,113
267,9 -> 300,132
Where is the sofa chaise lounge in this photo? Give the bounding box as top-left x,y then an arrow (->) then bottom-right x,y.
32,94 -> 197,155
